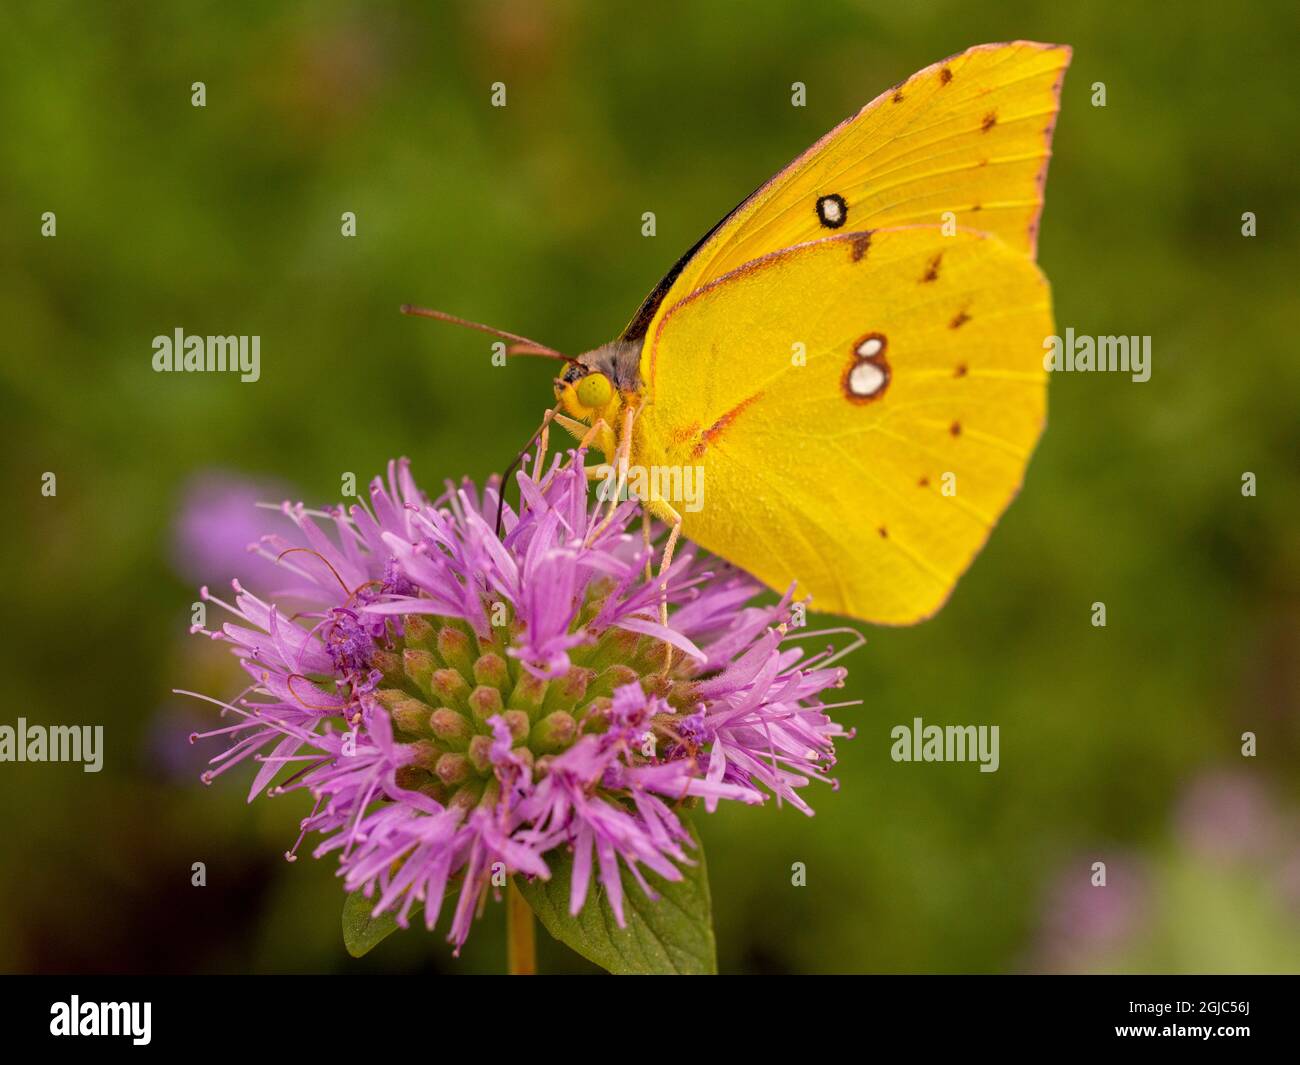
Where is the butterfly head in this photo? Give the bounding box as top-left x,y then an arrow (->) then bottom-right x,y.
554,339 -> 642,427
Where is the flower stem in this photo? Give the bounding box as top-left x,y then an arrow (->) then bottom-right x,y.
506,878 -> 537,975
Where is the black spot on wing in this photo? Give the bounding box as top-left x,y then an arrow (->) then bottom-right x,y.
816,193 -> 848,228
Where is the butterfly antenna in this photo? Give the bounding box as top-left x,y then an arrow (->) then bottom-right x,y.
400,306 -> 575,536
400,304 -> 574,362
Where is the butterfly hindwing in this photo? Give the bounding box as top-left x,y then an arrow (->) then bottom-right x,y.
633,226 -> 1052,624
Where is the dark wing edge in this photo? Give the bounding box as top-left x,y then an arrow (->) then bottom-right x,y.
616,55 -> 917,344
618,180 -> 762,342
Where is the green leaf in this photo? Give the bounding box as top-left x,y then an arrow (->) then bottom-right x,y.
517,824 -> 717,974
341,889 -> 421,958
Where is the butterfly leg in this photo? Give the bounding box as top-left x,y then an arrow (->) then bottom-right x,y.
552,413 -> 620,498
582,460 -> 627,519
526,411 -> 553,484
585,406 -> 638,544
552,412 -> 617,458
599,405 -> 636,529
530,406 -> 559,481
641,507 -> 653,583
645,497 -> 683,630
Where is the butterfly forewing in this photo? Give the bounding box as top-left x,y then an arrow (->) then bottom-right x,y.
630,41 -> 1069,363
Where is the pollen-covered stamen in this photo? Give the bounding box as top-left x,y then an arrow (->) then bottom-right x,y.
380,558 -> 417,598
324,607 -> 375,676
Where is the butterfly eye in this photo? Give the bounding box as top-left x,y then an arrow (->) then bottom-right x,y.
576,372 -> 613,409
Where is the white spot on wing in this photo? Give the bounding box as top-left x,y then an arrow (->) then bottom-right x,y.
856,336 -> 883,358
848,360 -> 886,397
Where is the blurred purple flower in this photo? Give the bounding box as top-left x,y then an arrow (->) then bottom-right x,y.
1175,770 -> 1281,863
172,471 -> 293,587
143,705 -> 214,783
1032,854 -> 1150,972
182,456 -> 855,952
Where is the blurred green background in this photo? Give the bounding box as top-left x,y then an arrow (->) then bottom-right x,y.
2,0 -> 1297,974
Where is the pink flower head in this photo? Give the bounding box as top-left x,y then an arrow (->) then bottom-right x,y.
184,454 -> 856,952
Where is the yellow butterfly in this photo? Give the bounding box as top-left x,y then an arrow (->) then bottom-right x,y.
407,41 -> 1070,626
